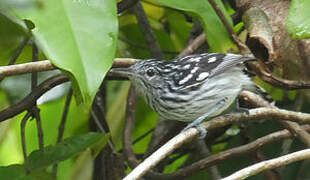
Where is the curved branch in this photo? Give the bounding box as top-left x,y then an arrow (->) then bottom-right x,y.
222,149 -> 310,180
0,74 -> 69,121
240,91 -> 310,147
249,61 -> 310,90
123,108 -> 310,180
151,125 -> 310,179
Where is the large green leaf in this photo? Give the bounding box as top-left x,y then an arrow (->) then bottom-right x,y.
25,132 -> 109,171
12,0 -> 118,107
153,0 -> 235,52
286,0 -> 310,39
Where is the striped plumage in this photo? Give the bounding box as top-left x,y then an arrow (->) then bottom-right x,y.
113,53 -> 255,123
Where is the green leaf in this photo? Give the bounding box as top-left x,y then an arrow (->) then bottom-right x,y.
153,0 -> 235,52
106,82 -> 130,149
0,164 -> 55,180
26,132 -> 109,171
287,0 -> 310,39
13,0 -> 118,107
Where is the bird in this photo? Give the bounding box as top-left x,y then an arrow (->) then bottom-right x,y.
111,53 -> 256,138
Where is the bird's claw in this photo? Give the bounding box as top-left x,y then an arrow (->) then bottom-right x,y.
182,124 -> 207,139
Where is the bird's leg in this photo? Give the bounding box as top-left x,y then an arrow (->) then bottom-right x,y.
235,97 -> 249,115
183,98 -> 228,139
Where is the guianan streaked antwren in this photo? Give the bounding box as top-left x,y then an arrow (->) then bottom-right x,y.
111,53 -> 257,138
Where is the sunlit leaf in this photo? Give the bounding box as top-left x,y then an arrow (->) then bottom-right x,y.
13,0 -> 118,107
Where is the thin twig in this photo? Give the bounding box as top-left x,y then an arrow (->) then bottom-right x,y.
222,149 -> 310,180
0,36 -> 30,82
31,43 -> 44,151
132,128 -> 153,145
56,88 -> 73,143
90,109 -> 115,153
178,33 -> 206,57
52,88 -> 73,177
207,0 -> 250,54
9,36 -> 30,65
32,107 -> 44,150
122,86 -> 139,168
31,43 -> 38,90
21,112 -> 32,161
133,2 -> 164,59
91,110 -> 107,134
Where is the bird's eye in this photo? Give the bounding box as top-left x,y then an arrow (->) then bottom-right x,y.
146,68 -> 155,77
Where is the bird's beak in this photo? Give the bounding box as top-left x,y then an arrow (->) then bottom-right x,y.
109,67 -> 134,78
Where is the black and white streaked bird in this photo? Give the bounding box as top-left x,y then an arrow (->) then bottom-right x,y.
112,53 -> 256,137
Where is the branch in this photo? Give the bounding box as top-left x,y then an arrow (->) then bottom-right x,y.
123,86 -> 139,168
222,149 -> 310,180
12,36 -> 31,63
123,108 -> 310,180
250,62 -> 310,90
0,60 -> 56,77
207,0 -> 250,54
0,58 -> 138,78
31,43 -> 44,151
133,2 -> 163,59
117,0 -> 139,14
150,125 -> 310,179
21,112 -> 32,161
52,88 -> 73,176
240,91 -> 310,147
178,33 -> 206,57
0,74 -> 69,121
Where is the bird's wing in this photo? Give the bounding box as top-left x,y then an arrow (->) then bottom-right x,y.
170,53 -> 254,90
